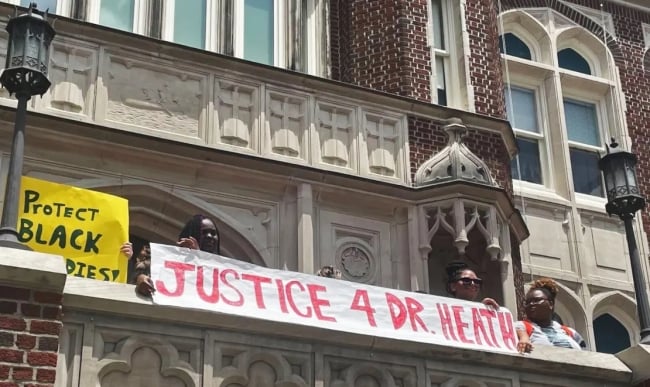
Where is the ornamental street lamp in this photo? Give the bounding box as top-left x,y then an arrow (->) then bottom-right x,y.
0,3 -> 55,250
599,139 -> 650,344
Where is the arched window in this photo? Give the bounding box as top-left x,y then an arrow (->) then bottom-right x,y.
499,33 -> 532,60
558,48 -> 591,75
593,313 -> 631,354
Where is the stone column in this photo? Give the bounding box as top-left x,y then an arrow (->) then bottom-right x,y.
0,247 -> 66,386
297,183 -> 314,274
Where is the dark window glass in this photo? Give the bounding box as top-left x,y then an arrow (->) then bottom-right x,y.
594,314 -> 631,354
558,48 -> 591,75
570,148 -> 603,196
512,138 -> 542,184
499,33 -> 532,60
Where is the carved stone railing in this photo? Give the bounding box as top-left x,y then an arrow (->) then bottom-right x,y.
0,245 -> 642,387
59,275 -> 636,387
0,4 -> 514,188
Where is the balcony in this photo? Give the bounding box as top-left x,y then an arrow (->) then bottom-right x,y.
2,248 -> 648,387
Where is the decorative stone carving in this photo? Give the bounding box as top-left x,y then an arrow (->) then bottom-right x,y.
97,336 -> 199,387
215,348 -> 308,387
334,235 -> 378,284
215,79 -> 258,149
421,200 -> 502,260
340,246 -> 371,278
316,102 -> 355,168
326,359 -> 417,387
267,91 -> 307,158
414,118 -> 496,187
104,54 -> 204,137
48,42 -> 96,114
364,113 -> 400,176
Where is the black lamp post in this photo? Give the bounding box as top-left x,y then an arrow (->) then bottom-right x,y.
599,139 -> 650,344
0,3 -> 55,250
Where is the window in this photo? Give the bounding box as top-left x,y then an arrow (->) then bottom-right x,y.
594,314 -> 631,354
500,12 -> 617,199
506,86 -> 543,184
499,33 -> 532,60
20,0 -> 58,12
60,0 -> 322,73
558,48 -> 591,75
564,99 -> 603,196
98,0 -> 134,32
428,0 -> 464,108
242,0 -> 274,65
172,0 -> 206,49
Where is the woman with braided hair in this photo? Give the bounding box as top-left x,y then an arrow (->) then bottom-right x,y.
515,277 -> 585,350
135,214 -> 220,296
446,261 -> 532,353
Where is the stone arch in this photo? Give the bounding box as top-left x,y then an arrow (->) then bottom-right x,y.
501,2 -> 623,63
73,178 -> 268,267
498,9 -> 552,64
591,291 -> 638,347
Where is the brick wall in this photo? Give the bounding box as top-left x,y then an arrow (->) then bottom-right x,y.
0,285 -> 62,387
330,0 -> 432,102
466,0 -> 507,119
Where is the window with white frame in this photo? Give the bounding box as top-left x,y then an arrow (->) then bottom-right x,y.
428,0 -> 465,108
6,0 -> 324,74
499,10 -> 620,199
506,86 -> 543,185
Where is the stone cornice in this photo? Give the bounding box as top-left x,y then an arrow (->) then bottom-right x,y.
0,247 -> 67,292
0,105 -> 529,242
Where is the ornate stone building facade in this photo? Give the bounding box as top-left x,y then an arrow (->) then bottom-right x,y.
0,0 -> 648,386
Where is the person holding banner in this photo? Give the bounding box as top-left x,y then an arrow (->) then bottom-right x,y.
446,262 -> 533,353
446,262 -> 499,308
515,278 -> 585,350
135,215 -> 220,296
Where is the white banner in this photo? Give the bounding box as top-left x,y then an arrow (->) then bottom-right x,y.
151,244 -> 518,354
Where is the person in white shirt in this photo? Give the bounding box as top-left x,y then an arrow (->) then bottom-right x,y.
515,278 -> 585,350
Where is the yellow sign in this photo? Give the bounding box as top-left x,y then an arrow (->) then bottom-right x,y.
17,176 -> 129,283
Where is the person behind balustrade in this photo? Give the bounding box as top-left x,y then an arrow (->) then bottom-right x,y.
135,214 -> 220,296
515,278 -> 585,350
446,261 -> 532,353
316,265 -> 342,279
